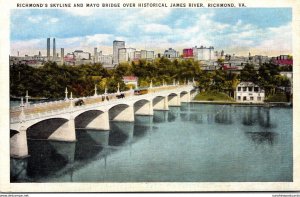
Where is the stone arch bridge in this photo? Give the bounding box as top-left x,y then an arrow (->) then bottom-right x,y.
10,84 -> 197,158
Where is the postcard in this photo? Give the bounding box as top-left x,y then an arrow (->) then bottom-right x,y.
0,0 -> 299,192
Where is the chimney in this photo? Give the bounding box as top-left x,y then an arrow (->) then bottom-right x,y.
53,38 -> 56,61
47,38 -> 50,61
94,47 -> 98,63
61,48 -> 64,65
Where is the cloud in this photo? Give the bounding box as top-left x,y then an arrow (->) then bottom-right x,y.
11,9 -> 292,57
49,18 -> 59,23
28,16 -> 43,23
142,24 -> 172,33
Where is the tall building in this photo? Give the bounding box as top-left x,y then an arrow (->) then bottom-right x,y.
194,46 -> 215,61
61,48 -> 64,65
47,38 -> 50,61
94,48 -> 98,63
53,38 -> 56,61
113,40 -> 125,65
118,48 -> 136,63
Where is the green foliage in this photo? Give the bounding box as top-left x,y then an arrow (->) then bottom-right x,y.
10,58 -> 292,101
265,93 -> 289,102
258,62 -> 291,97
240,63 -> 258,82
194,91 -> 234,101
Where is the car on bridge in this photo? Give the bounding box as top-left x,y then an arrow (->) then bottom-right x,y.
134,88 -> 148,95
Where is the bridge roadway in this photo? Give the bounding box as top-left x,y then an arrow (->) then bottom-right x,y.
10,84 -> 197,158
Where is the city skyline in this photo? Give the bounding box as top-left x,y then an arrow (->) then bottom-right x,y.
10,8 -> 292,57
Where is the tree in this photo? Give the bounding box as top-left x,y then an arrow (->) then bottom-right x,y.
240,63 -> 258,83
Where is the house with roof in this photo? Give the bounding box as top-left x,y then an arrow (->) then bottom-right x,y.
235,82 -> 265,103
123,76 -> 138,89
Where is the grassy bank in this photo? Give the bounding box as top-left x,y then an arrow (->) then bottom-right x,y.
265,93 -> 289,102
193,91 -> 234,102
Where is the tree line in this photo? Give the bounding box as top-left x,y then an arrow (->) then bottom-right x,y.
10,58 -> 291,100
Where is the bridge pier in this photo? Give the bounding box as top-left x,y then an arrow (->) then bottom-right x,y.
110,105 -> 135,122
181,92 -> 191,103
153,97 -> 169,111
168,94 -> 181,106
48,115 -> 76,142
135,100 -> 154,116
10,127 -> 29,158
85,111 -> 110,130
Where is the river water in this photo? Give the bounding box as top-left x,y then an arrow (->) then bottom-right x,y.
11,103 -> 293,182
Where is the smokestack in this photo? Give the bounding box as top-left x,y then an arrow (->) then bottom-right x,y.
47,38 -> 50,61
61,48 -> 64,65
17,51 -> 19,57
53,38 -> 56,61
94,47 -> 98,63
39,51 -> 41,57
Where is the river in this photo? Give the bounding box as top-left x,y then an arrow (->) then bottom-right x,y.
10,103 -> 293,182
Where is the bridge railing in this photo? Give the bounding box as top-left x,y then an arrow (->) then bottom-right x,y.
10,84 -> 194,123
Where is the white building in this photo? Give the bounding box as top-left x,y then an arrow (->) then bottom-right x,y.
194,46 -> 215,61
73,50 -> 91,60
164,48 -> 179,58
235,82 -> 265,103
118,48 -> 136,63
99,54 -> 113,67
146,50 -> 154,59
134,50 -> 155,60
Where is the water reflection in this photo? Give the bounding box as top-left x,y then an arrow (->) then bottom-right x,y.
10,103 -> 292,182
10,158 -> 28,182
26,140 -> 69,180
214,109 -> 233,124
75,131 -> 104,161
109,122 -> 134,146
242,107 -> 257,126
245,131 -> 278,145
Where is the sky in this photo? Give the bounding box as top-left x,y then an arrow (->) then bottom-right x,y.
10,8 -> 292,57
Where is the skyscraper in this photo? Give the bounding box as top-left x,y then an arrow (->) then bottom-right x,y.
113,40 -> 125,65
53,38 -> 56,61
47,38 -> 50,61
61,48 -> 64,65
94,47 -> 98,63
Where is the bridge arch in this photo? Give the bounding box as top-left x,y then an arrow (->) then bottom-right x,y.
10,129 -> 19,138
26,118 -> 69,140
168,93 -> 181,106
180,91 -> 191,102
153,96 -> 169,110
109,104 -> 134,122
74,109 -> 109,130
134,99 -> 153,116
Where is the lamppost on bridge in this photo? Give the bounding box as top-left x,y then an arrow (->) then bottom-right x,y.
94,84 -> 97,97
25,90 -> 29,107
173,79 -> 175,86
65,87 -> 68,101
150,80 -> 153,89
19,97 -> 25,123
104,87 -> 108,102
70,92 -> 73,108
163,79 -> 165,87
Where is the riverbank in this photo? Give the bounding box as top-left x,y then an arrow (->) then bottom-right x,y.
191,100 -> 292,107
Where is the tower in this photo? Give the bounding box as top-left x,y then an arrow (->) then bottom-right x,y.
47,38 -> 50,61
113,40 -> 125,65
53,38 -> 56,61
61,48 -> 64,65
94,47 -> 98,63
